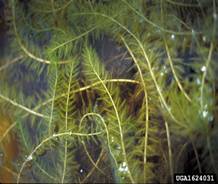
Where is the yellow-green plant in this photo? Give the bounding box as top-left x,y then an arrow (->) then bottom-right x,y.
0,0 -> 217,183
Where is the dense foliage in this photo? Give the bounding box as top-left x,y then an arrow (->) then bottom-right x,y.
0,0 -> 218,183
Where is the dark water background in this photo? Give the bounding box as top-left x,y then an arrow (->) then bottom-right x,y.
0,0 -> 218,182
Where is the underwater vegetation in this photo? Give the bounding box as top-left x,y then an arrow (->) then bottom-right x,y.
0,0 -> 218,183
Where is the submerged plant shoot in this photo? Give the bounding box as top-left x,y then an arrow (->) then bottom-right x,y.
0,0 -> 218,183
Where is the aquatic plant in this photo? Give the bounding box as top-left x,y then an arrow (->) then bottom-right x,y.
0,0 -> 218,183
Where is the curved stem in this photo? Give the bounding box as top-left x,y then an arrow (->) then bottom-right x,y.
165,121 -> 174,184
121,36 -> 149,183
16,131 -> 102,183
0,94 -> 49,119
0,56 -> 23,72
86,50 -> 135,183
72,12 -> 185,127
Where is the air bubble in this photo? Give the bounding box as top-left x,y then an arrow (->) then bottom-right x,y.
201,66 -> 207,72
202,110 -> 208,118
26,155 -> 33,161
118,162 -> 128,173
204,104 -> 208,109
196,78 -> 201,85
208,115 -> 214,122
171,34 -> 175,40
80,169 -> 84,173
53,133 -> 59,140
113,144 -> 121,156
116,145 -> 121,150
213,13 -> 217,20
111,136 -> 114,143
160,66 -> 167,77
162,65 -> 168,74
